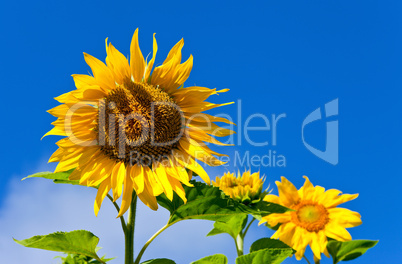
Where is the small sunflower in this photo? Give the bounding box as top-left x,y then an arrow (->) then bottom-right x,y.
45,29 -> 234,217
260,176 -> 362,261
212,171 -> 265,204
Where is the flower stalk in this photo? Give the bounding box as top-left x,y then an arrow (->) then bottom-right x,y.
134,224 -> 170,264
235,234 -> 244,256
125,192 -> 137,264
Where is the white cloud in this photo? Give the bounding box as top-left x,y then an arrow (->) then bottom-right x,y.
0,175 -> 261,264
0,158 -> 280,264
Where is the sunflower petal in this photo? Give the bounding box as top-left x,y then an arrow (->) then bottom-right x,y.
83,53 -> 115,91
130,28 -> 146,82
117,173 -> 134,218
144,33 -> 158,81
173,149 -> 210,184
130,164 -> 145,194
276,176 -> 300,207
324,222 -> 352,241
320,189 -> 359,208
106,41 -> 131,84
111,162 -> 126,201
328,207 -> 362,228
94,178 -> 111,216
153,162 -> 174,201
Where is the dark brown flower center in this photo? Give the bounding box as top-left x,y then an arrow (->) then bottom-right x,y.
96,81 -> 183,165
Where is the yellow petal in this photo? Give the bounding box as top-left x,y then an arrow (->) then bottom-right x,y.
83,53 -> 115,91
263,194 -> 281,205
260,212 -> 291,227
325,222 -> 352,241
106,41 -> 131,84
276,176 -> 300,207
43,126 -> 66,138
163,38 -> 184,64
328,207 -> 362,228
186,126 -> 233,146
130,28 -> 146,82
170,177 -> 187,203
183,112 -> 235,125
298,175 -> 315,200
54,92 -> 79,104
320,189 -> 359,208
72,74 -> 98,90
87,156 -> 116,186
144,33 -> 158,81
310,232 -> 325,260
79,155 -> 112,185
70,87 -> 106,101
117,173 -> 134,218
151,39 -> 192,93
94,178 -> 111,216
167,158 -> 193,187
292,227 -> 309,260
153,162 -> 174,201
111,162 -> 126,201
137,175 -> 159,210
272,222 -> 296,247
130,164 -> 145,194
178,137 -> 226,166
144,165 -> 164,196
181,101 -> 234,113
173,149 -> 210,184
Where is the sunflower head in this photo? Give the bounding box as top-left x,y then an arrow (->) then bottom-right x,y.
260,176 -> 362,261
45,29 -> 234,216
212,171 -> 265,204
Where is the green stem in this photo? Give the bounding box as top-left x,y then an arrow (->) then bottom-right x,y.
243,217 -> 255,238
303,255 -> 312,264
106,193 -> 127,233
235,234 -> 244,256
125,192 -> 137,264
134,224 -> 170,264
234,216 -> 255,257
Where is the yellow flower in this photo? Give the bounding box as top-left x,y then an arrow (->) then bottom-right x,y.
260,176 -> 362,261
212,171 -> 265,204
45,29 -> 234,217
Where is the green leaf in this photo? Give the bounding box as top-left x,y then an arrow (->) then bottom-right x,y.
56,249 -> 114,264
157,181 -> 289,225
235,238 -> 295,264
251,201 -> 290,221
14,230 -> 105,264
327,239 -> 378,264
140,259 -> 176,264
190,254 -> 228,264
250,238 -> 293,253
207,215 -> 248,240
22,169 -> 79,185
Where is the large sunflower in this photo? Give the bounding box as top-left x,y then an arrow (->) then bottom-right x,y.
260,176 -> 362,261
45,29 -> 234,217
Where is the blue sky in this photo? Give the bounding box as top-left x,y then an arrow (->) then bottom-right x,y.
1,0 -> 401,263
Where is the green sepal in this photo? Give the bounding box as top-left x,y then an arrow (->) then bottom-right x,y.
56,250 -> 114,264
